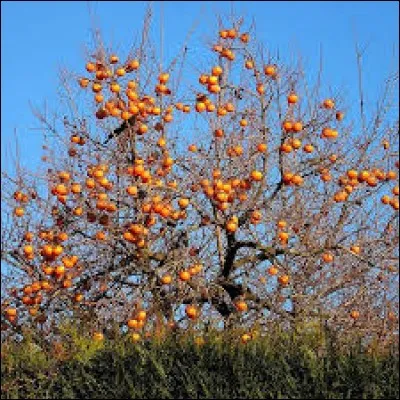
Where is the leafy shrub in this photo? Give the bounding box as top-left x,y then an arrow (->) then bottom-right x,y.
2,328 -> 398,399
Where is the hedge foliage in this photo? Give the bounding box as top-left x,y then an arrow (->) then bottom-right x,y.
1,326 -> 399,399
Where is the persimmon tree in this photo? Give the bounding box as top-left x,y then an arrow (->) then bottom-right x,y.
1,12 -> 399,344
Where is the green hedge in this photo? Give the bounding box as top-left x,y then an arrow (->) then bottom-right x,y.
1,330 -> 399,399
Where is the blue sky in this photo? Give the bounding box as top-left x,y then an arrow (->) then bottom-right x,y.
1,1 -> 399,173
